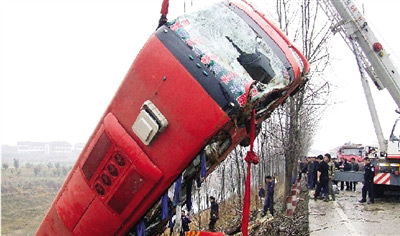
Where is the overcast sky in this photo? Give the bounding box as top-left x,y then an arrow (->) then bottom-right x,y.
1,0 -> 400,154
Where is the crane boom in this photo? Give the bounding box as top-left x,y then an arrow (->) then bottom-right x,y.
350,39 -> 387,152
325,0 -> 400,109
321,0 -> 400,152
322,0 -> 400,192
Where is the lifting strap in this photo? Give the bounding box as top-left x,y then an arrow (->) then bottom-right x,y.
241,109 -> 259,236
157,0 -> 169,29
186,178 -> 193,211
196,176 -> 202,188
161,192 -> 169,220
200,149 -> 207,178
136,219 -> 146,236
174,174 -> 182,206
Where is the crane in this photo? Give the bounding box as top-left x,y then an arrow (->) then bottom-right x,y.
321,0 -> 400,190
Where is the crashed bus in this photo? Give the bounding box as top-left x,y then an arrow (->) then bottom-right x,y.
36,1 -> 308,235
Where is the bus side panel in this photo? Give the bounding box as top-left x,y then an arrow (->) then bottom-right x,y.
110,35 -> 231,234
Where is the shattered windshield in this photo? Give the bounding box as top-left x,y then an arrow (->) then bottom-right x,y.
168,3 -> 291,107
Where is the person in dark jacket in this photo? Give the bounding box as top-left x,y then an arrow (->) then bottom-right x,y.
314,155 -> 321,184
209,196 -> 219,231
298,157 -> 307,180
314,155 -> 323,198
343,160 -> 352,190
314,155 -> 329,201
258,185 -> 265,205
349,157 -> 360,191
263,176 -> 275,217
337,158 -> 350,190
359,158 -> 375,204
307,157 -> 316,189
180,210 -> 191,236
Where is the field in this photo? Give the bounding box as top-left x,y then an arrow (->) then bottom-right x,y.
1,164 -> 71,235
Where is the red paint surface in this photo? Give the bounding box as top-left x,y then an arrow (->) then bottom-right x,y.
36,35 -> 230,235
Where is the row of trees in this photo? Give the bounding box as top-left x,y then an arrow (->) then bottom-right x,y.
2,158 -> 20,170
2,160 -> 71,177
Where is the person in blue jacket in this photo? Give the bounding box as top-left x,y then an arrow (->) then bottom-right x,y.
359,157 -> 375,204
180,210 -> 191,236
209,196 -> 219,231
263,175 -> 275,217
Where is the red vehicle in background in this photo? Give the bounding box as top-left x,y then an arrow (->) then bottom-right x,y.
36,1 -> 308,235
337,142 -> 364,163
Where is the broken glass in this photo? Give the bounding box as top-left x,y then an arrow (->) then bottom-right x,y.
168,3 -> 293,107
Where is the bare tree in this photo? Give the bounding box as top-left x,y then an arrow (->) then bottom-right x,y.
270,0 -> 333,209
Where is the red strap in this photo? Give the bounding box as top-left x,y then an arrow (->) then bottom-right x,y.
241,163 -> 251,236
160,0 -> 169,16
244,109 -> 259,165
241,109 -> 259,236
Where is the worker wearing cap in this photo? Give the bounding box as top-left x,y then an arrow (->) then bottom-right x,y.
359,157 -> 375,204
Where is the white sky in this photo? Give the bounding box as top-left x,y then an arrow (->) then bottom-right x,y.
1,0 -> 400,154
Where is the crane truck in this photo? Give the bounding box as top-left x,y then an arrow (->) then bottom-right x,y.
35,1 -> 309,235
322,0 -> 400,194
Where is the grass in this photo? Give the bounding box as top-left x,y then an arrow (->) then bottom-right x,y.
1,165 -> 70,236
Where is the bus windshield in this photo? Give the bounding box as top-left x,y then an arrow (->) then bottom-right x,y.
168,3 -> 292,107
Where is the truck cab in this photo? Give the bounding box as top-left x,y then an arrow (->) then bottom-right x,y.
337,143 -> 364,163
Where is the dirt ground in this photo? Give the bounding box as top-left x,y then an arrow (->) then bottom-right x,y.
245,180 -> 309,236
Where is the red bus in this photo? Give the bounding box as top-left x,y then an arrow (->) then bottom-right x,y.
36,1 -> 308,235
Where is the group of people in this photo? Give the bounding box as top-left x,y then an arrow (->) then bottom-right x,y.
174,153 -> 375,235
299,153 -> 375,204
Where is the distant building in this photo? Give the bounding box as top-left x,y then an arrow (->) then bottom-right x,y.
49,142 -> 72,157
17,141 -> 48,158
1,141 -> 86,161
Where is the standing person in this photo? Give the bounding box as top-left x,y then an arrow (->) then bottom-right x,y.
349,157 -> 360,191
359,158 -> 375,204
298,157 -> 307,181
326,153 -> 336,201
332,158 -> 339,186
337,158 -> 345,191
263,176 -> 275,217
338,158 -> 350,190
209,196 -> 219,232
314,155 -> 323,198
314,155 -> 329,201
343,160 -> 351,190
307,157 -> 316,189
258,185 -> 265,206
314,155 -> 322,183
180,210 -> 191,236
